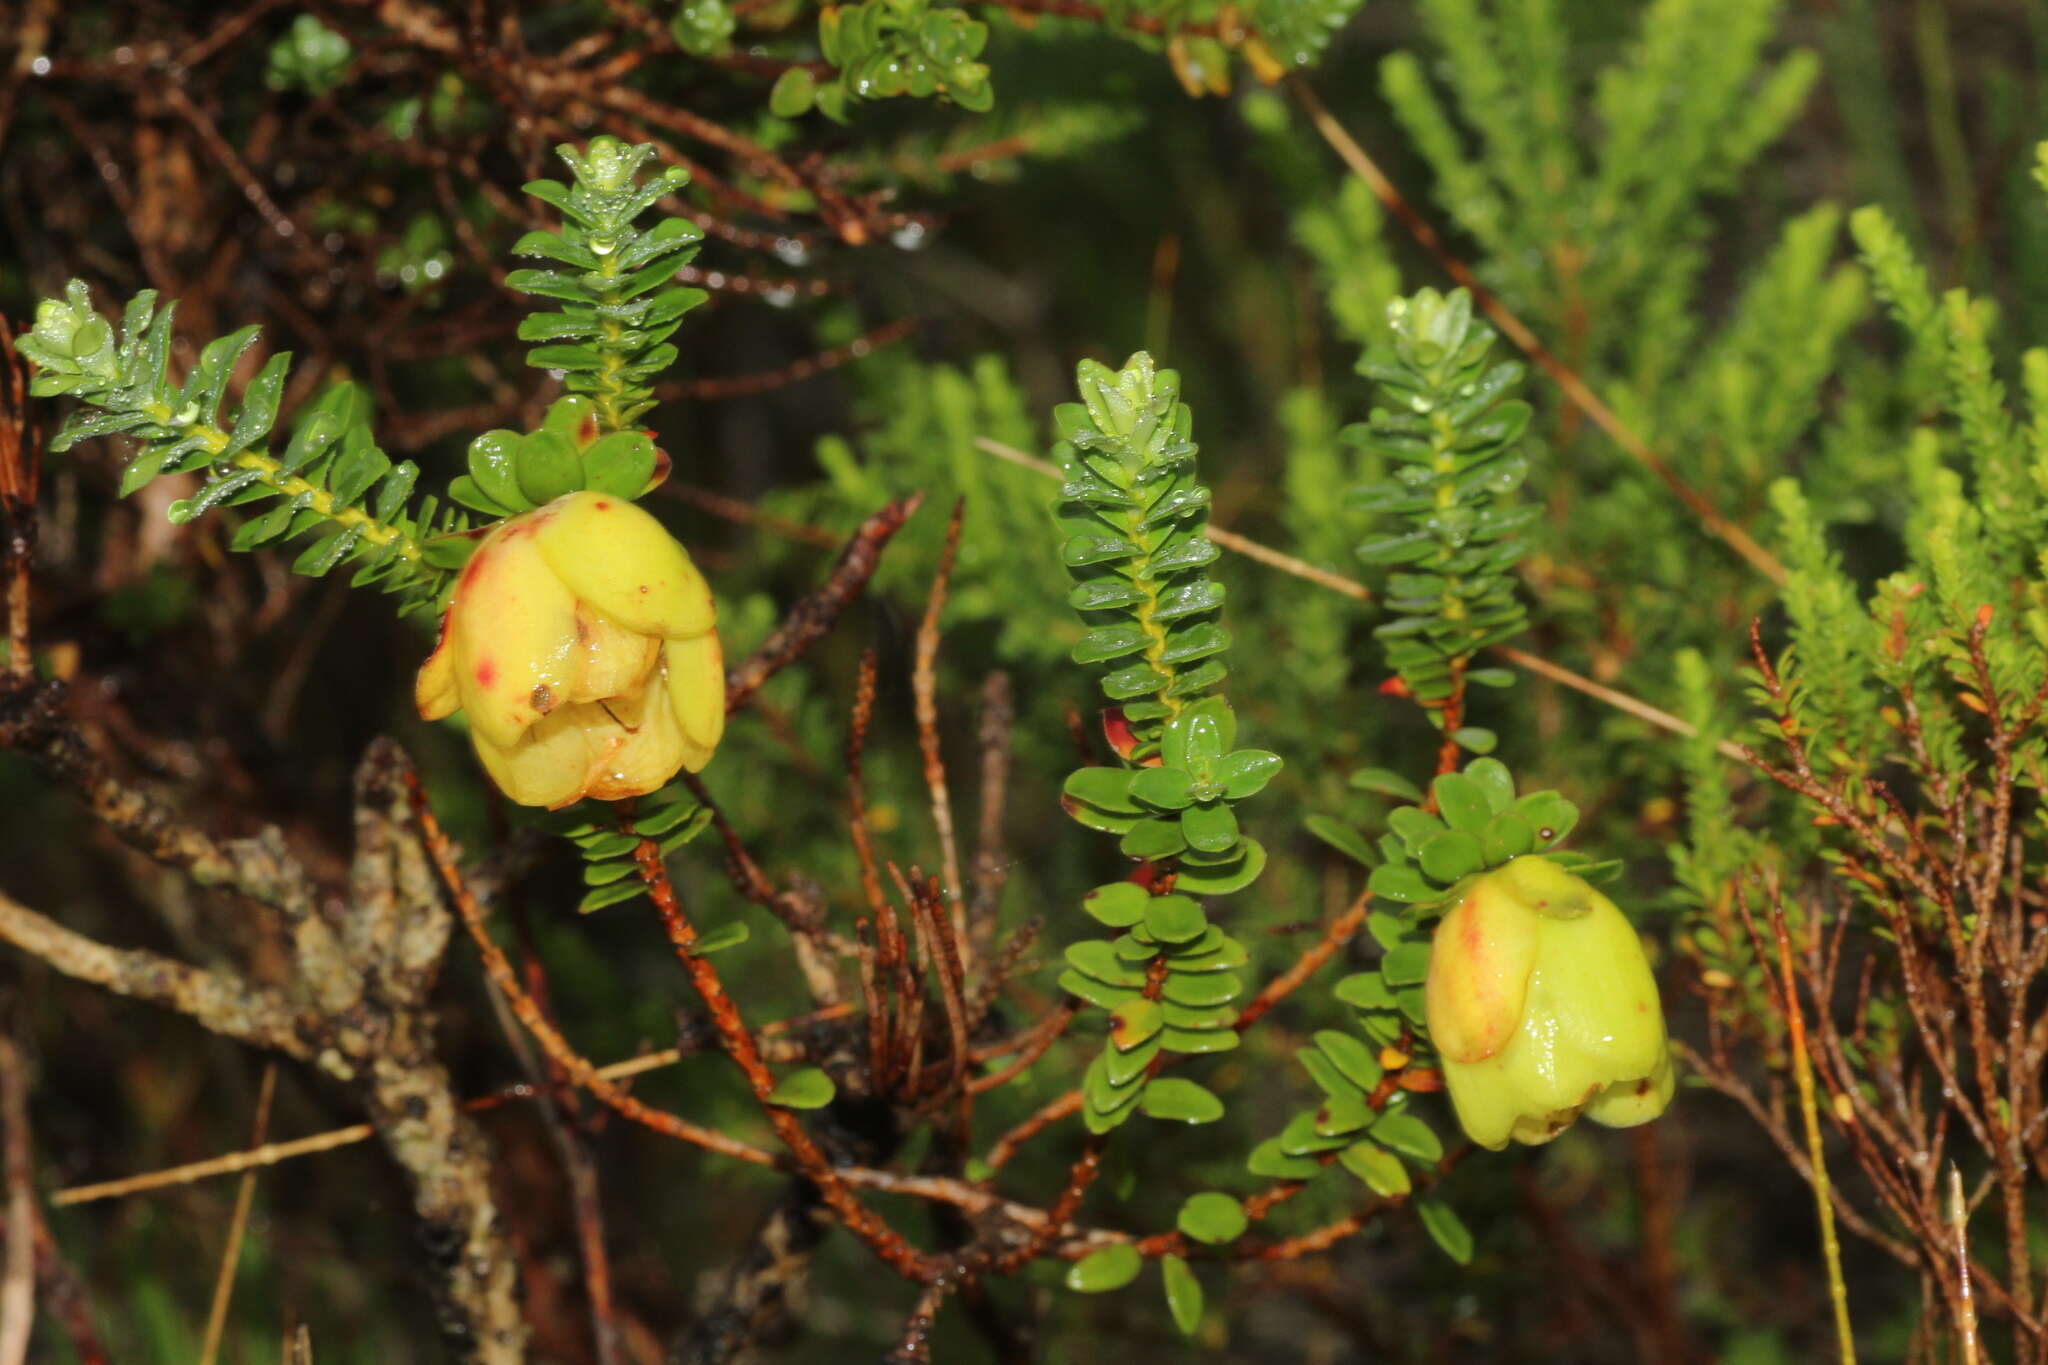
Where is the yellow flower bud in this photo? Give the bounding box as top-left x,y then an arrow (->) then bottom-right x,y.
415,491 -> 724,808
1423,856 -> 1674,1150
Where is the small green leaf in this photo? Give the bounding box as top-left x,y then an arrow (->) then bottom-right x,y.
514,429 -> 583,504
1371,1110 -> 1444,1163
767,1067 -> 835,1109
1057,969 -> 1141,1011
1333,971 -> 1395,1011
1339,1140 -> 1411,1197
1215,749 -> 1282,800
581,430 -> 659,498
1110,998 -> 1164,1050
770,67 -> 816,118
1416,1198 -> 1473,1265
1449,726 -> 1497,754
1159,969 -> 1240,1008
577,880 -> 645,914
1141,1077 -> 1224,1124
1175,1192 -> 1247,1244
1305,815 -> 1377,867
1298,1044 -> 1362,1100
1083,881 -> 1150,928
1313,1030 -> 1384,1092
1314,1090 -> 1375,1137
1179,799 -> 1238,854
1066,1244 -> 1142,1293
1129,764 -> 1197,810
1247,1138 -> 1324,1180
1169,934 -> 1248,972
1161,1254 -> 1203,1336
1119,817 -> 1189,860
1278,1110 -> 1351,1156
1431,773 -> 1492,832
1462,757 -> 1515,810
1350,767 -> 1425,801
1160,1025 -> 1239,1054
1368,862 -> 1433,903
1073,623 -> 1150,665
1103,1033 -> 1162,1085
1114,932 -> 1160,962
1162,696 -> 1234,768
694,921 -> 750,955
465,429 -> 530,511
1482,812 -> 1536,863
1064,766 -> 1140,813
635,798 -> 706,838
1143,894 -> 1207,945
1515,791 -> 1579,845
1065,940 -> 1149,987
1388,807 -> 1447,850
1084,1049 -> 1146,1116
1380,942 -> 1431,986
1173,838 -> 1267,894
1417,830 -> 1483,883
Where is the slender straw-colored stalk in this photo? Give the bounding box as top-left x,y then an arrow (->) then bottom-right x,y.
199,1065 -> 276,1365
1773,910 -> 1856,1364
1949,1165 -> 1980,1365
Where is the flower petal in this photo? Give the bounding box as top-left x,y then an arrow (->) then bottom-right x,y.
579,688 -> 687,802
570,602 -> 660,704
663,631 -> 725,771
451,515 -> 582,750
415,622 -> 459,721
471,715 -> 592,810
532,491 -> 716,639
1424,871 -> 1539,1065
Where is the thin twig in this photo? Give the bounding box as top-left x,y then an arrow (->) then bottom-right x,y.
49,1008 -> 853,1207
969,670 -> 1014,965
405,774 -> 782,1169
916,499 -> 968,932
0,319 -> 36,690
199,1064 -> 276,1365
628,833 -> 935,1282
974,436 -> 1739,757
655,319 -> 921,400
1951,1164 -> 1981,1365
1234,890 -> 1369,1032
0,1035 -> 32,1365
725,495 -> 923,712
1770,892 -> 1857,1365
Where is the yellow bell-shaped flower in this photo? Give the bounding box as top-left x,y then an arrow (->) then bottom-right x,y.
1424,855 -> 1674,1150
415,491 -> 724,808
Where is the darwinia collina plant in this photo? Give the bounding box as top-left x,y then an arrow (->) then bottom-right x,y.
15,141 -> 1678,1354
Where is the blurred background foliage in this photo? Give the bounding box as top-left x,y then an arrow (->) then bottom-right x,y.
3,0 -> 2048,1360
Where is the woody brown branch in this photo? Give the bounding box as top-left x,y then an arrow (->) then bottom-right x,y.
726,495 -> 923,712
0,737 -> 529,1360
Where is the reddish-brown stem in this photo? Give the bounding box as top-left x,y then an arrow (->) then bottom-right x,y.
405,772 -> 779,1169
969,1004 -> 1078,1095
656,319 -> 921,401
1234,891 -> 1369,1032
915,499 -> 968,934
0,321 -> 36,690
725,495 -> 923,713
629,836 -> 935,1282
